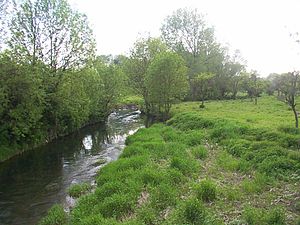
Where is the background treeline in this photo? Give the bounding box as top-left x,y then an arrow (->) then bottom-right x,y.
122,8 -> 299,124
0,0 -> 125,160
1,1 -> 299,160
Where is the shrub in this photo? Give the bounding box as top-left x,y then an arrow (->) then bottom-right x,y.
195,179 -> 217,202
38,204 -> 67,225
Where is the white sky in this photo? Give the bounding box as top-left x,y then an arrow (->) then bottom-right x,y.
69,0 -> 300,76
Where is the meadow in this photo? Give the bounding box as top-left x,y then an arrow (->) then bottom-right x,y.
40,96 -> 300,225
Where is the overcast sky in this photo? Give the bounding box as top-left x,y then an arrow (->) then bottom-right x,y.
69,0 -> 300,76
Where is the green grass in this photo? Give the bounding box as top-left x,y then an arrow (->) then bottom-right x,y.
41,96 -> 300,224
38,204 -> 67,225
67,183 -> 92,198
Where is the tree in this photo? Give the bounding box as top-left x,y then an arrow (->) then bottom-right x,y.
242,71 -> 263,104
281,71 -> 299,128
126,37 -> 167,113
161,8 -> 219,99
146,52 -> 188,120
191,72 -> 214,108
8,0 -> 95,71
0,53 -> 45,144
94,58 -> 124,118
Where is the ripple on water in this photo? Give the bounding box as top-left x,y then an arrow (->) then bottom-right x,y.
0,109 -> 144,225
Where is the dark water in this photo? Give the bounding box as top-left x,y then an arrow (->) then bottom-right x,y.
0,109 -> 144,225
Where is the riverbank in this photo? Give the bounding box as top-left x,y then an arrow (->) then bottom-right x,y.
40,96 -> 300,224
0,99 -> 143,163
0,108 -> 144,225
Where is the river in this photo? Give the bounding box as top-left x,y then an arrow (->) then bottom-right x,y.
0,109 -> 144,225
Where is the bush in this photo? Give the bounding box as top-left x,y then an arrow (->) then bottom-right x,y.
183,198 -> 206,224
38,204 -> 67,225
195,179 -> 217,202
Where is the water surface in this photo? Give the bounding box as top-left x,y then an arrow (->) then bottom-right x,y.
0,109 -> 143,225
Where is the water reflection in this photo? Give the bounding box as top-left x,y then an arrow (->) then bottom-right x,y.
0,109 -> 144,225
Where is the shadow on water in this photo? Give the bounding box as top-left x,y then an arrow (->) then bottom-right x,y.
0,109 -> 144,225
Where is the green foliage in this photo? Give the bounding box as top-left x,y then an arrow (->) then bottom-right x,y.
150,182 -> 178,210
136,204 -> 158,225
0,54 -> 45,146
195,179 -> 217,202
182,198 -> 206,224
95,193 -> 136,219
170,156 -> 199,176
169,99 -> 300,178
126,37 -> 168,114
38,204 -> 67,225
191,145 -> 208,159
146,51 -> 188,119
9,0 -> 95,69
243,206 -> 286,225
241,173 -> 271,194
216,151 -> 240,171
67,183 -> 92,198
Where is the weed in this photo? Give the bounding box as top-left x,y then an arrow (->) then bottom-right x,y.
191,145 -> 208,160
182,198 -> 206,224
195,179 -> 217,202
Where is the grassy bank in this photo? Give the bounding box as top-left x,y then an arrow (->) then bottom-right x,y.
41,96 -> 300,224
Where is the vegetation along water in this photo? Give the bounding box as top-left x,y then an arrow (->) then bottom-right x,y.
0,0 -> 300,224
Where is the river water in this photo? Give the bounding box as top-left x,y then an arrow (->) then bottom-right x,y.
0,109 -> 144,225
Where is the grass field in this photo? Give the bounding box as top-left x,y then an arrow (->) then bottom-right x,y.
40,96 -> 300,225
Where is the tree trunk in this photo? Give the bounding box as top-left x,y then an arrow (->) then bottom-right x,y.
292,106 -> 299,128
